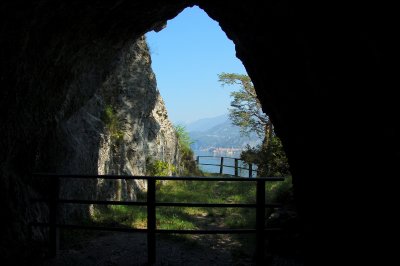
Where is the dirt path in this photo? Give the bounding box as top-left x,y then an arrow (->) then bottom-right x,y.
38,208 -> 301,265
40,231 -> 254,266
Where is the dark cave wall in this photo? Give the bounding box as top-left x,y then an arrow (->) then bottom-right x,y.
0,0 -> 398,264
195,4 -> 398,263
0,0 -> 190,260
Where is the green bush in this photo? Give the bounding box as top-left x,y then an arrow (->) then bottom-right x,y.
174,124 -> 192,154
241,135 -> 290,177
101,105 -> 124,140
174,124 -> 203,176
266,175 -> 293,204
146,159 -> 176,176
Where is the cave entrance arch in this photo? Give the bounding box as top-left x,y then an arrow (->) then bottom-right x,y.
29,5 -> 288,265
145,6 -> 269,177
1,1 -> 392,265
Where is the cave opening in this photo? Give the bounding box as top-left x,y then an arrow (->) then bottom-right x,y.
145,6 -> 266,174
27,5 -> 296,265
1,1 -> 395,266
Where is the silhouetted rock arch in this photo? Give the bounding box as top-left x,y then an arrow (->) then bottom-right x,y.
0,1 -> 397,265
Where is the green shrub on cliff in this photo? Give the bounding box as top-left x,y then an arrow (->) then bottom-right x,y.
146,159 -> 176,176
175,125 -> 202,176
101,105 -> 124,140
175,124 -> 192,154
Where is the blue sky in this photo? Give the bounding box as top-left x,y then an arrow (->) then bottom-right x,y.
146,6 -> 247,124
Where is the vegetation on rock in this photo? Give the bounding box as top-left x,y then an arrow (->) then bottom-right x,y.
146,158 -> 176,176
175,124 -> 203,176
101,105 -> 124,140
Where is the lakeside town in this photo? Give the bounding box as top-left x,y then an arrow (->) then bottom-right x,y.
197,147 -> 244,155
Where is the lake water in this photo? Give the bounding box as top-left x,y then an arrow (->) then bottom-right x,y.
193,150 -> 257,177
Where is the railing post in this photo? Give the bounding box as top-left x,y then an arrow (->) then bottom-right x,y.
49,176 -> 60,257
147,178 -> 156,265
196,156 -> 199,165
255,179 -> 266,265
220,157 -> 224,175
249,163 -> 253,178
234,159 -> 239,177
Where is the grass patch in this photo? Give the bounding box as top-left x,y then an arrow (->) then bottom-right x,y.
266,175 -> 293,204
92,205 -> 148,229
91,177 -> 291,231
89,180 -> 258,232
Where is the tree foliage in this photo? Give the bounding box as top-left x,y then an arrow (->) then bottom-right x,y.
218,73 -> 269,137
241,139 -> 290,177
219,73 -> 290,177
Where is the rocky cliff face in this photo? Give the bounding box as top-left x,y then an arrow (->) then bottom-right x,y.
35,36 -> 180,220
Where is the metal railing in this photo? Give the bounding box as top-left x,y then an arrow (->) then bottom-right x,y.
30,173 -> 284,265
196,156 -> 258,177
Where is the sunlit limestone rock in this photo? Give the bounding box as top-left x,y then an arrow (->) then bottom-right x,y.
44,36 -> 180,220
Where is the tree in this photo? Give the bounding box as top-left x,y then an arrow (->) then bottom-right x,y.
218,73 -> 273,150
218,73 -> 266,136
219,73 -> 289,177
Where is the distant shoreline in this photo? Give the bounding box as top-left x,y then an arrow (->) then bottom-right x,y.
193,148 -> 242,159
196,147 -> 244,154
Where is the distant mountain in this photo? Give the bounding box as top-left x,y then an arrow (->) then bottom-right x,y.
185,114 -> 229,132
189,119 -> 262,150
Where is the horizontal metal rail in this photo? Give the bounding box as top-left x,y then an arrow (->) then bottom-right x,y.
197,155 -> 242,160
31,198 -> 282,208
31,198 -> 148,206
31,222 -> 148,233
30,222 -> 281,234
195,156 -> 259,177
32,173 -> 280,181
198,163 -> 258,171
155,202 -> 281,208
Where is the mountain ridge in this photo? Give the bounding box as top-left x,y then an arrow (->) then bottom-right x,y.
184,114 -> 228,132
188,116 -> 262,150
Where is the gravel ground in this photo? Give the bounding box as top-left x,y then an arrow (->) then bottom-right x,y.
40,232 -> 255,266
36,213 -> 303,266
